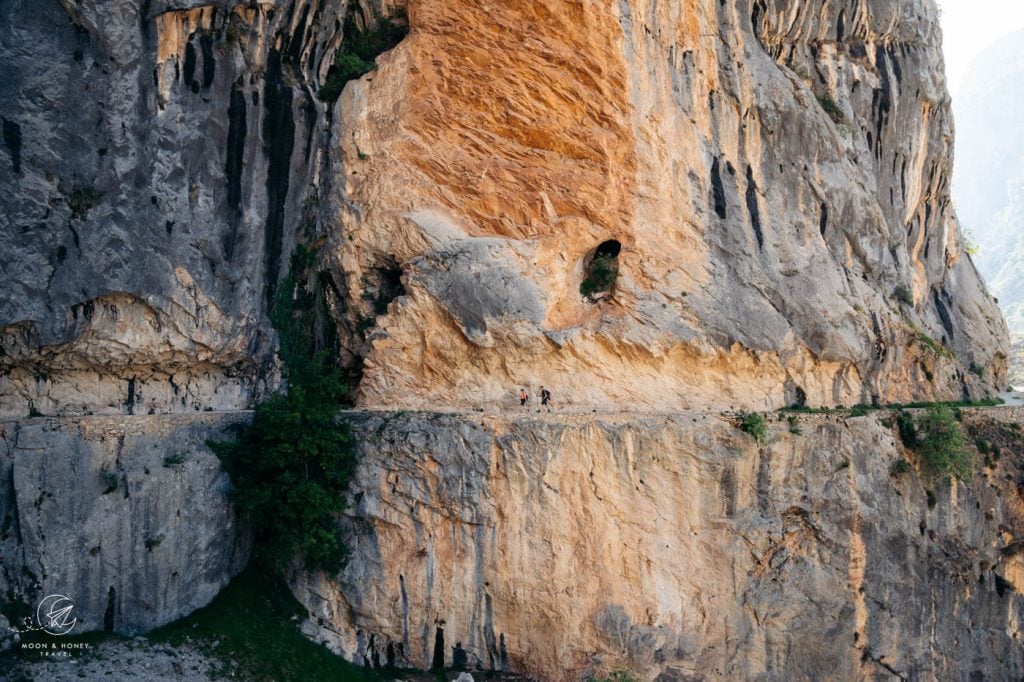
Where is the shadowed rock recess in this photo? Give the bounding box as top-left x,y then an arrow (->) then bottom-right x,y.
0,0 -> 1020,679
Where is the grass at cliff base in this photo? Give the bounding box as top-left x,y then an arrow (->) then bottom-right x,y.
149,567 -> 371,681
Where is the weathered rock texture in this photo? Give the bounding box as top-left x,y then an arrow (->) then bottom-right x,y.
0,0 -> 1019,678
0,0 -> 1010,416
0,413 -> 249,634
333,0 -> 1008,411
297,409 -> 1024,680
0,0 -> 365,418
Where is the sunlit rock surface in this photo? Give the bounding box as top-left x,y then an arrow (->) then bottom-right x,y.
297,408 -> 1024,680
0,0 -> 1009,417
336,0 -> 1008,411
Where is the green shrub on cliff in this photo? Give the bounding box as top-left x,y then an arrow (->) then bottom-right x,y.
580,253 -> 619,298
210,367 -> 353,573
737,411 -> 767,443
895,406 -> 973,483
210,247 -> 355,574
915,405 -> 973,482
318,14 -> 408,103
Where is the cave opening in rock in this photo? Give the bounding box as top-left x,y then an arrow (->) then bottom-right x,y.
368,259 -> 406,316
595,239 -> 621,259
581,239 -> 621,300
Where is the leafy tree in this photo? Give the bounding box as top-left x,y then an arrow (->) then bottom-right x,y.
915,405 -> 973,482
211,247 -> 355,574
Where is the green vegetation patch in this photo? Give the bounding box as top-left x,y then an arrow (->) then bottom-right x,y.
780,397 -> 1003,416
318,14 -> 408,103
210,370 -> 354,573
590,673 -> 638,682
150,568 -> 370,681
897,406 -> 974,482
902,317 -> 954,359
816,93 -> 844,123
210,246 -> 355,574
893,284 -> 914,307
737,412 -> 767,443
580,254 -> 619,299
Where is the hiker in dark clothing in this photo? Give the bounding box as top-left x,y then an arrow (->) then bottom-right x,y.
540,386 -> 551,412
519,388 -> 528,408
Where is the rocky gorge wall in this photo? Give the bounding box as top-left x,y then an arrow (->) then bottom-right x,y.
297,408 -> 1024,680
0,0 -> 1020,679
338,0 -> 1009,411
0,0 -> 367,418
0,412 -> 249,635
0,0 -> 1011,418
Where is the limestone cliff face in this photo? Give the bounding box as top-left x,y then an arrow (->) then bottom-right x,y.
0,0 -> 1009,415
297,409 -> 1024,680
0,0 -> 1018,678
336,0 -> 1008,411
0,413 -> 249,634
0,0 -> 362,418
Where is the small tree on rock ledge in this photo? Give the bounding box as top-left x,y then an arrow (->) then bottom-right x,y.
210,246 -> 355,574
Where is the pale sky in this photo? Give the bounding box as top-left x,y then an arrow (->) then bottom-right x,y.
937,0 -> 1024,93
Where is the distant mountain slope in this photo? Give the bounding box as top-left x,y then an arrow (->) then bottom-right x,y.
1011,335 -> 1024,388
953,29 -> 1024,333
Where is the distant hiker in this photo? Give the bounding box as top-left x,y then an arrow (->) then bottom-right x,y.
540,386 -> 552,412
519,388 -> 528,407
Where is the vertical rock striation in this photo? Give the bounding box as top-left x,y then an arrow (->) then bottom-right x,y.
0,413 -> 250,634
0,0 -> 356,418
297,409 -> 1024,680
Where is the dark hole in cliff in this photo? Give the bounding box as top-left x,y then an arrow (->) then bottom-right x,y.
749,0 -> 767,51
223,84 -> 247,261
184,40 -> 197,87
124,377 -> 137,415
710,157 -> 727,219
200,33 -> 216,88
367,260 -> 406,316
995,573 -> 1013,597
581,240 -> 621,300
103,586 -> 116,632
2,118 -> 22,174
369,634 -> 381,668
745,165 -> 764,249
933,289 -> 955,343
452,641 -> 468,670
430,626 -> 445,670
261,49 -> 295,307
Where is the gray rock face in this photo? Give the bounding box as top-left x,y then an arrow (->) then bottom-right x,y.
0,413 -> 250,635
0,0 -> 1009,418
0,0 -> 355,418
295,409 -> 1024,680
